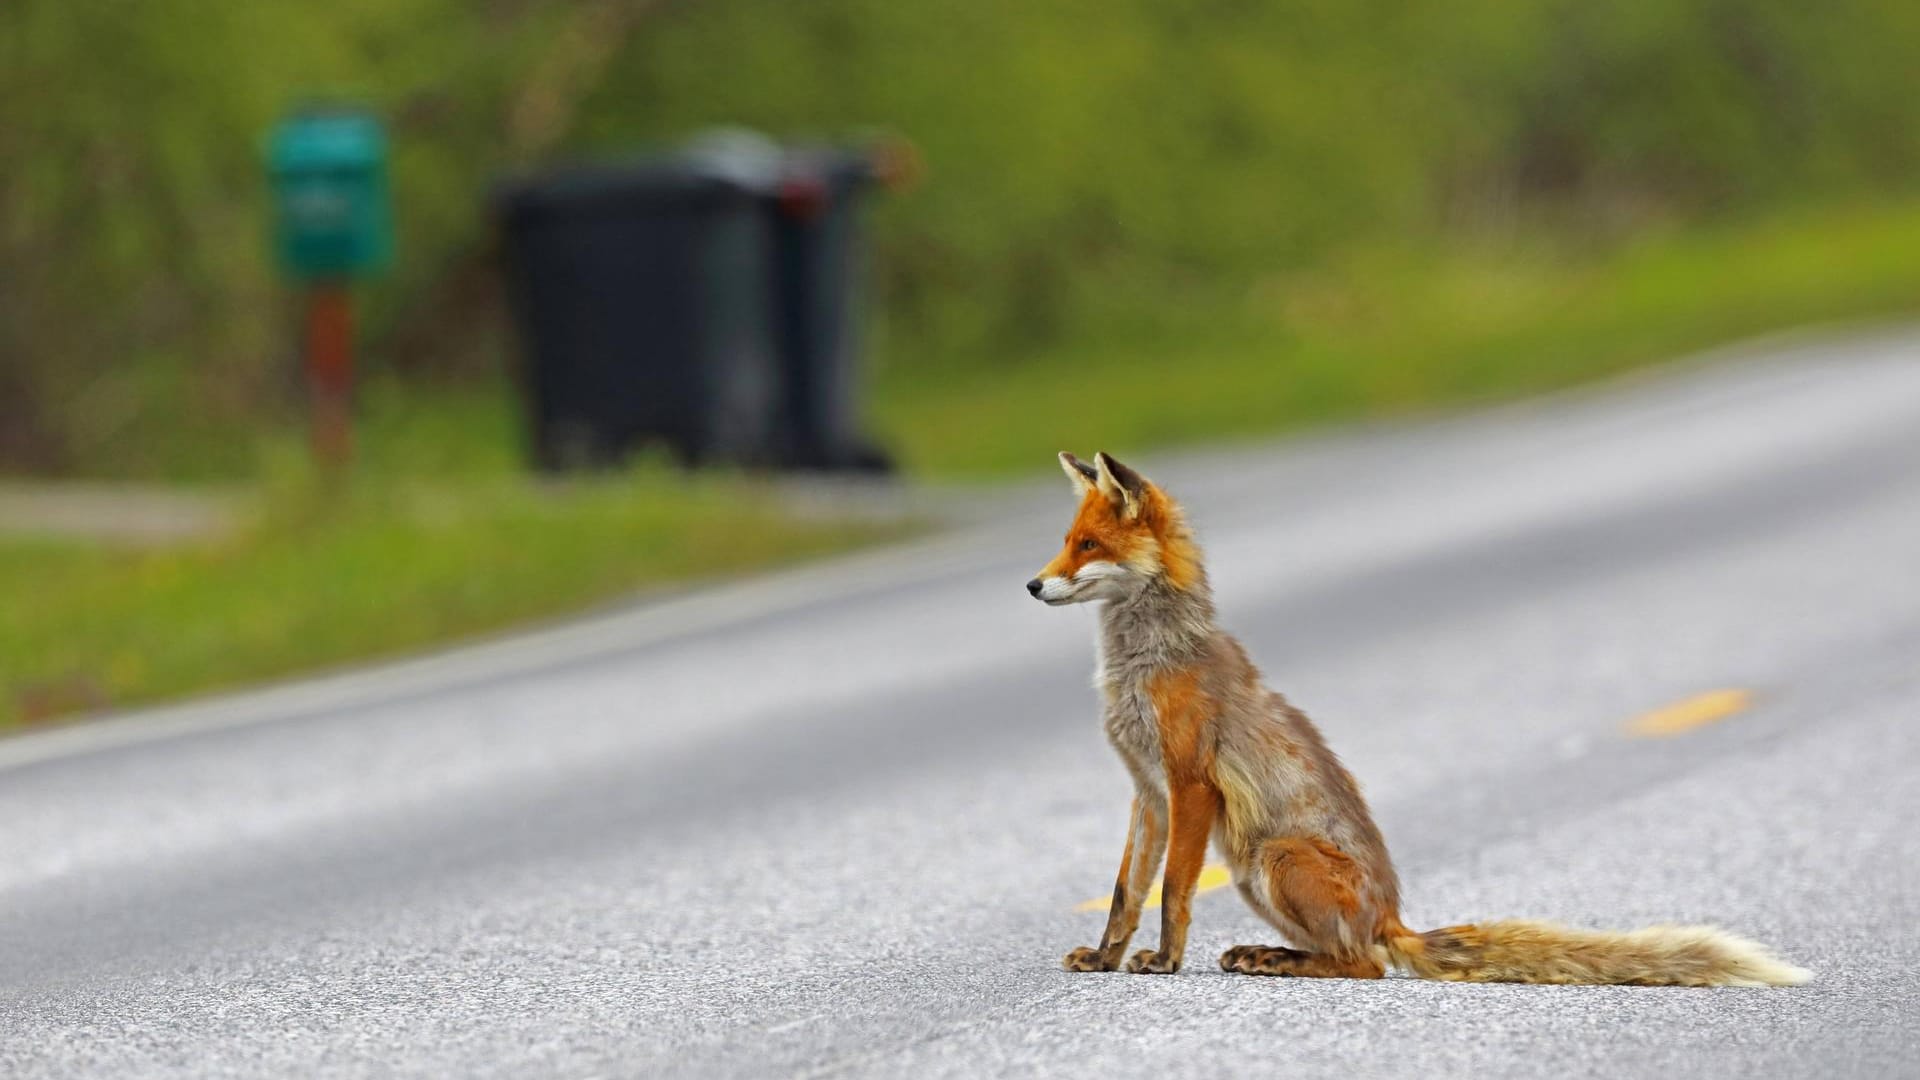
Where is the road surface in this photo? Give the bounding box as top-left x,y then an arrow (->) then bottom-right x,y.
4,328 -> 1918,1078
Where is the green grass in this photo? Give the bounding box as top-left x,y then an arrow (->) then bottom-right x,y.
870,200 -> 1920,475
0,472 -> 913,730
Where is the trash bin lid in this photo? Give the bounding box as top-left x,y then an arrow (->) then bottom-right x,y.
497,158 -> 769,223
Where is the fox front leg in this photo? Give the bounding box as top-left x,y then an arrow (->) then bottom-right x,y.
1063,796 -> 1167,971
1125,781 -> 1220,974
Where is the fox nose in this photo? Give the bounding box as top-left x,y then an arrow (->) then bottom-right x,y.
1026,578 -> 1044,598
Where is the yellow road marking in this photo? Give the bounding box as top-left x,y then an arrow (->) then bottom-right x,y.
1626,688 -> 1753,737
1075,863 -> 1234,912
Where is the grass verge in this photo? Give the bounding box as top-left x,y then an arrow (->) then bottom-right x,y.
872,201 -> 1920,475
0,472 -> 913,731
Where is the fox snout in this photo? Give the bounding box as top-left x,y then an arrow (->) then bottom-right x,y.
1028,573 -> 1095,605
1028,575 -> 1077,603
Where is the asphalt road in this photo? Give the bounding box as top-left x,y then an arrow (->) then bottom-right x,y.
5,328 -> 1919,1078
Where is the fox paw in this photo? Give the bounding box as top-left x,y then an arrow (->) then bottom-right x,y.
1061,946 -> 1117,972
1219,944 -> 1303,975
1125,949 -> 1181,974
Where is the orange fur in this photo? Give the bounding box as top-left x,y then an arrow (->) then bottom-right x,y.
1145,668 -> 1213,781
1036,489 -> 1150,583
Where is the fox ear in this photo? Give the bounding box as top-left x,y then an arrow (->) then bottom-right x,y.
1093,451 -> 1148,518
1058,451 -> 1098,496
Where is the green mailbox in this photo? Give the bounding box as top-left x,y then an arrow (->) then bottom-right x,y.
267,108 -> 393,280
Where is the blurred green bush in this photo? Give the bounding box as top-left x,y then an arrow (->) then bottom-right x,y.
3,0 -> 1917,478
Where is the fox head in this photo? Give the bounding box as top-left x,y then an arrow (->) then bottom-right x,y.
1026,451 -> 1203,605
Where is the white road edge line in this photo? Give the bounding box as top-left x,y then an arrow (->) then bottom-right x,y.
0,522 -> 1029,776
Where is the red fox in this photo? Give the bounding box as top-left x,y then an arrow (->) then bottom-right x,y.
1027,451 -> 1810,986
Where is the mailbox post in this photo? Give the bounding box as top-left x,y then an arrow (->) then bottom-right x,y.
266,108 -> 393,470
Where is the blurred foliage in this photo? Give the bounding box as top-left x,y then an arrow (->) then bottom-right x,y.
0,0 -> 567,475
2,0 -> 1918,477
592,0 -> 1920,367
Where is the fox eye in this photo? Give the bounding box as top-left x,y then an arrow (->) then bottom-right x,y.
1079,539 -> 1098,552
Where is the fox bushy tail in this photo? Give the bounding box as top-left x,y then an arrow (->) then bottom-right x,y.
1384,919 -> 1810,987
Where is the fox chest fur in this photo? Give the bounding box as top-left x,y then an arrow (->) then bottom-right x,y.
1094,581 -> 1224,798
1098,664 -> 1168,795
